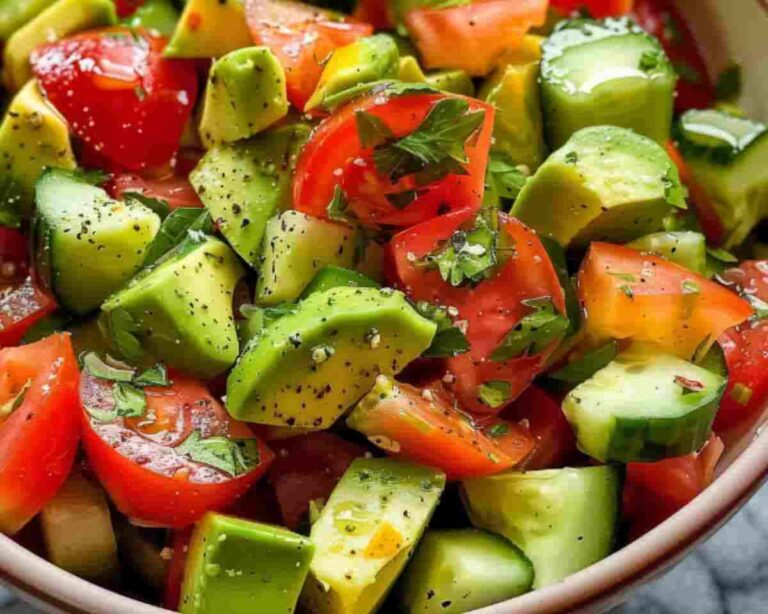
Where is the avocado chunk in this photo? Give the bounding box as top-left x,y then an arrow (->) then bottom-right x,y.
0,0 -> 56,41
462,465 -> 621,589
562,348 -> 726,463
33,169 -> 161,315
124,0 -> 179,37
0,80 -> 76,225
301,458 -> 446,614
164,0 -> 252,59
511,126 -> 686,248
180,512 -> 314,614
191,124 -> 309,265
541,18 -> 676,148
100,235 -> 244,378
255,210 -> 357,305
301,266 -> 379,299
306,34 -> 400,112
674,109 -> 768,248
2,0 -> 117,91
425,70 -> 474,96
226,287 -> 437,429
398,56 -> 427,83
626,231 -> 707,274
394,529 -> 533,613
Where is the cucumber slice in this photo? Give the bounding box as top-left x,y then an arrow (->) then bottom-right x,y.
562,348 -> 726,462
462,465 -> 621,589
626,231 -> 707,274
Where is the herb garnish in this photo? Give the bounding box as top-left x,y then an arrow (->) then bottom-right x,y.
415,301 -> 470,358
490,298 -> 569,362
175,430 -> 260,478
478,381 -> 512,409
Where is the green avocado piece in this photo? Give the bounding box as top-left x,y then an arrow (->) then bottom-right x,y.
462,465 -> 621,589
164,0 -> 252,59
394,529 -> 534,613
191,123 -> 310,265
100,235 -> 244,378
301,266 -> 379,299
124,0 -> 179,37
541,18 -> 676,148
226,287 -> 437,429
425,70 -> 474,96
511,125 -> 686,248
33,169 -> 161,315
199,47 -> 288,148
2,0 -> 117,91
0,80 -> 76,225
255,210 -> 357,305
301,458 -> 446,614
180,512 -> 314,614
626,231 -> 707,274
305,34 -> 400,112
0,0 -> 56,41
398,56 -> 427,83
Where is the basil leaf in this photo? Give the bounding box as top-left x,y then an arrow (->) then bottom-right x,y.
486,422 -> 509,438
355,110 -> 395,148
100,307 -> 144,361
83,352 -> 136,383
491,298 -> 569,362
326,185 -> 354,222
142,208 -> 209,268
486,153 -> 528,202
549,341 -> 618,384
123,191 -> 170,220
113,382 -> 147,418
478,381 -> 511,409
416,301 -> 469,358
175,430 -> 261,478
133,364 -> 169,387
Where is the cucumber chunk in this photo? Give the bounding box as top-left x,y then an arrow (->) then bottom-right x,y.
462,465 -> 621,589
626,231 -> 707,274
562,348 -> 726,462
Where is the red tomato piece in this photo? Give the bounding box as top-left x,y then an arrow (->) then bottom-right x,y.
81,372 -> 273,527
31,29 -> 199,172
714,262 -> 768,435
244,0 -> 373,110
0,277 -> 57,348
633,0 -> 714,112
267,432 -> 366,529
349,378 -> 534,480
0,334 -> 80,534
623,433 -> 724,539
404,0 -> 548,76
115,0 -> 145,18
354,0 -> 394,30
389,209 -> 565,414
577,243 -> 752,359
110,173 -> 203,209
162,527 -> 193,611
294,92 -> 494,228
550,0 -> 634,18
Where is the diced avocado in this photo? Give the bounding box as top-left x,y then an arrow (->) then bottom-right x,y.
305,34 -> 400,112
191,124 -> 309,265
180,512 -> 314,614
626,231 -> 707,274
301,266 -> 379,299
164,0 -> 252,59
480,61 -> 546,171
0,0 -> 56,41
301,458 -> 446,614
255,210 -> 357,305
100,235 -> 244,378
674,109 -> 768,248
0,80 -> 76,225
540,18 -> 676,148
425,70 -> 474,96
462,465 -> 621,589
226,287 -> 437,429
511,126 -> 686,248
124,0 -> 179,37
199,47 -> 288,148
2,0 -> 117,92
399,56 -> 427,83
394,529 -> 533,613
562,348 -> 726,463
40,470 -> 119,586
33,169 -> 161,314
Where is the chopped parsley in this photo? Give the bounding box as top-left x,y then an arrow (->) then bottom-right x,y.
478,381 -> 512,409
415,301 -> 470,358
639,50 -> 663,72
485,152 -> 529,202
175,430 -> 261,478
491,298 -> 569,362
112,382 -> 147,418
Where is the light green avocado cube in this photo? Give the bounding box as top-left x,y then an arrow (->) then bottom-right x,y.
164,0 -> 252,59
180,513 -> 314,614
199,47 -> 288,148
398,56 -> 427,83
124,0 -> 179,37
0,0 -> 57,41
425,70 -> 474,96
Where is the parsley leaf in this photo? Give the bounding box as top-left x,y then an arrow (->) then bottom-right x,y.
175,430 -> 261,478
113,382 -> 147,418
478,381 -> 511,409
355,110 -> 395,148
549,341 -> 618,384
491,298 -> 569,362
486,153 -> 529,202
326,185 -> 355,222
133,364 -> 169,387
415,301 -> 469,358
485,422 -> 509,438
72,168 -> 110,186
123,191 -> 170,220
639,50 -> 663,72
83,352 -> 135,383
100,308 -> 144,361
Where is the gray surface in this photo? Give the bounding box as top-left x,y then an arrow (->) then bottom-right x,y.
2,483 -> 767,614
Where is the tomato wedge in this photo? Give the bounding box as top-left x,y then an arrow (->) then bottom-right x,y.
550,0 -> 634,18
81,369 -> 273,527
110,173 -> 203,209
577,243 -> 752,360
348,377 -> 534,480
354,0 -> 393,30
244,0 -> 373,110
404,0 -> 548,76
0,277 -> 57,348
294,91 -> 494,228
0,334 -> 80,534
389,209 -> 566,414
31,28 -> 199,172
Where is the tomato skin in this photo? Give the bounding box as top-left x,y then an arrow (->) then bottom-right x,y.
404,0 -> 548,76
109,173 -> 203,209
80,374 -> 274,528
577,243 -> 752,360
550,0 -> 634,18
31,29 -> 199,172
0,334 -> 81,534
633,0 -> 714,112
244,0 -> 372,110
0,277 -> 58,348
354,0 -> 393,29
115,0 -> 145,18
294,93 -> 494,228
714,262 -> 768,435
267,432 -> 366,529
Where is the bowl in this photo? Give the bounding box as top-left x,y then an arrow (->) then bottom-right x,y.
2,1 -> 768,612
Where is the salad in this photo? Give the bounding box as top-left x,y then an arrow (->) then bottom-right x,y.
0,0 -> 767,612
